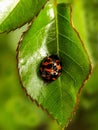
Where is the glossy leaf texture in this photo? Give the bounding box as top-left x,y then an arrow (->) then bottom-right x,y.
0,0 -> 48,33
17,1 -> 91,128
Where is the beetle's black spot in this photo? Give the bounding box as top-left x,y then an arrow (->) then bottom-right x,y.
46,64 -> 52,69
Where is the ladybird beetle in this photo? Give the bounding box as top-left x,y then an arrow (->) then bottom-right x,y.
39,55 -> 62,82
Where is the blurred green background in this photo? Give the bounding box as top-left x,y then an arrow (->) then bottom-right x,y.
0,0 -> 98,130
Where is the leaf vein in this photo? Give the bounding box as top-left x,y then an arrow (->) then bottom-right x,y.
59,50 -> 84,73
58,12 -> 69,23
62,68 -> 76,85
58,32 -> 81,50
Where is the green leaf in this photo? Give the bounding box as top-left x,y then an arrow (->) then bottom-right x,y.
17,1 -> 91,128
0,0 -> 48,33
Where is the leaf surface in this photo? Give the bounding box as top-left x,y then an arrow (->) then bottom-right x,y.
17,1 -> 91,128
0,0 -> 48,33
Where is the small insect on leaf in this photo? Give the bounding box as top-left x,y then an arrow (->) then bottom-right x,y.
39,55 -> 62,82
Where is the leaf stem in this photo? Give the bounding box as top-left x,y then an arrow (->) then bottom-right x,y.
54,0 -> 57,5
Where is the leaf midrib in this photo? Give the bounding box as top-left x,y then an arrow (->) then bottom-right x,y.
54,4 -> 63,122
